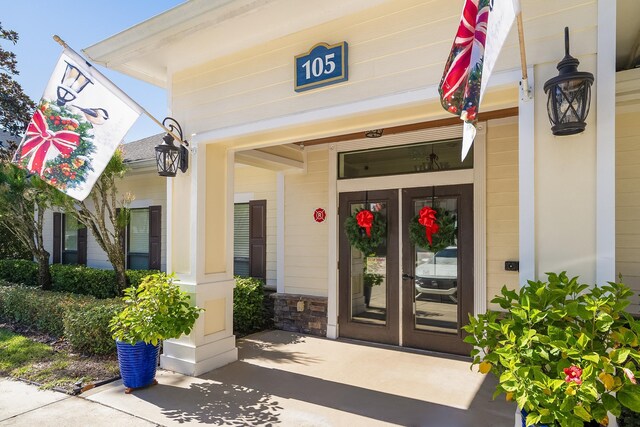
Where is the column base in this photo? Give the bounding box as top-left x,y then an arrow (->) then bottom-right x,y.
160,336 -> 238,376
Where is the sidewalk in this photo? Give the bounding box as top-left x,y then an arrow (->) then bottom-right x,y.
0,378 -> 154,426
1,331 -> 516,426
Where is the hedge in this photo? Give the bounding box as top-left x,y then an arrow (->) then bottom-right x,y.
234,276 -> 268,337
0,259 -> 158,298
64,300 -> 123,355
0,285 -> 121,355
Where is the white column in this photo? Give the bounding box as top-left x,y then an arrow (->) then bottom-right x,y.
327,144 -> 338,339
161,142 -> 238,376
276,172 -> 285,293
596,0 -> 616,284
519,68 -> 535,286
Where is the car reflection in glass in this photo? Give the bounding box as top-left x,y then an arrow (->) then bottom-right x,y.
414,246 -> 458,303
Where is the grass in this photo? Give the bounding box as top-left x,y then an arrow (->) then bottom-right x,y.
0,327 -> 119,392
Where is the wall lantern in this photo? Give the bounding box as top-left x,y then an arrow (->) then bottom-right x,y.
154,117 -> 189,177
543,27 -> 594,136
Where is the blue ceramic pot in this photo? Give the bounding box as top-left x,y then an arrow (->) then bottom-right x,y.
115,340 -> 159,389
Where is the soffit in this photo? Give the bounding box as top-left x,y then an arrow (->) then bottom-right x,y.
84,0 -> 390,87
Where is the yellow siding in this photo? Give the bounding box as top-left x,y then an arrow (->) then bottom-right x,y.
233,165 -> 278,286
486,118 -> 519,308
616,112 -> 640,313
172,0 -> 597,138
284,149 -> 329,296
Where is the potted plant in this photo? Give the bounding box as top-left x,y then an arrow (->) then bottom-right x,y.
363,272 -> 384,307
463,272 -> 640,427
109,273 -> 203,393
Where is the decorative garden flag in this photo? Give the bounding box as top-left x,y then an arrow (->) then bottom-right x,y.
13,49 -> 142,201
439,0 -> 518,160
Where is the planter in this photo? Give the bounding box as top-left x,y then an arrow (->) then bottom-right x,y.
521,410 -> 602,427
364,285 -> 372,307
116,340 -> 159,392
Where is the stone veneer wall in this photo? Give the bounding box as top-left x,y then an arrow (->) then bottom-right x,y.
271,293 -> 327,336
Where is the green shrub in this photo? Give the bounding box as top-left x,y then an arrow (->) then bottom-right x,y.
50,264 -> 117,299
233,277 -> 267,336
0,286 -> 94,336
619,407 -> 640,427
64,300 -> 123,355
0,260 -> 160,299
0,259 -> 38,287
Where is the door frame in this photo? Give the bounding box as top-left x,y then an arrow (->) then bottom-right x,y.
327,123 -> 487,341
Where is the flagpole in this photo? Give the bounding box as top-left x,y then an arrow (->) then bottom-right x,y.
515,11 -> 531,99
52,35 -> 185,143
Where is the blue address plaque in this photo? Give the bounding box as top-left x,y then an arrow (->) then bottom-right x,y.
295,42 -> 348,92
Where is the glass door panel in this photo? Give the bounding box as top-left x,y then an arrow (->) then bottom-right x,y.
349,201 -> 388,325
412,196 -> 458,334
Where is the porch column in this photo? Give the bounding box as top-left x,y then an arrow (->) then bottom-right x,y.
161,141 -> 238,376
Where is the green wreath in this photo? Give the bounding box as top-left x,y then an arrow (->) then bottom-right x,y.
344,208 -> 386,256
17,100 -> 96,192
408,206 -> 457,254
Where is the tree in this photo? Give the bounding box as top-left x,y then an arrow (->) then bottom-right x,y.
0,164 -> 53,287
0,23 -> 35,144
53,149 -> 131,294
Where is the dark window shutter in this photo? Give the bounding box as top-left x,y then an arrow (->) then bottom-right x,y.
249,200 -> 267,279
77,226 -> 87,265
149,206 -> 162,270
53,212 -> 61,264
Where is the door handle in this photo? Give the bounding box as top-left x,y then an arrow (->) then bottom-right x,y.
402,273 -> 414,280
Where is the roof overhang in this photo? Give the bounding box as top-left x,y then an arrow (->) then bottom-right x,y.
84,0 -> 389,87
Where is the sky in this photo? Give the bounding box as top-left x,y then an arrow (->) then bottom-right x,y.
1,0 -> 185,143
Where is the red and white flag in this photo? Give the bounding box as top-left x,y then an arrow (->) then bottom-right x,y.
13,49 -> 142,201
439,0 -> 519,160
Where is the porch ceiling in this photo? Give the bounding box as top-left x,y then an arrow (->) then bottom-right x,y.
83,0 -> 390,87
235,144 -> 304,171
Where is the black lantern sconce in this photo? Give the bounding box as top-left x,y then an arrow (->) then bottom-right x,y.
154,117 -> 189,177
543,27 -> 594,136
57,61 -> 93,106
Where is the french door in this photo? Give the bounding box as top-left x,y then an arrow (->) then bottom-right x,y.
338,184 -> 473,355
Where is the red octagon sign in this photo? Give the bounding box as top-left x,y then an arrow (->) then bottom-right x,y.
314,208 -> 326,223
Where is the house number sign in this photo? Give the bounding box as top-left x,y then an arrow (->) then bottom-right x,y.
295,42 -> 348,92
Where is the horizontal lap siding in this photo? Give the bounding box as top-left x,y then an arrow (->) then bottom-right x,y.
486,118 -> 519,309
172,0 -> 596,137
617,112 -> 640,314
234,166 -> 278,286
284,149 -> 329,296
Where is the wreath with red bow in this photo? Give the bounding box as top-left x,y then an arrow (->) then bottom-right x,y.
408,206 -> 457,253
344,208 -> 386,255
16,100 -> 95,192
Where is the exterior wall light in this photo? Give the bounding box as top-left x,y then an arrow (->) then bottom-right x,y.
543,27 -> 594,136
365,129 -> 384,138
154,117 -> 189,177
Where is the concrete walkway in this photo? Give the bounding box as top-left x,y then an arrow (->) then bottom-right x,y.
2,330 -> 516,426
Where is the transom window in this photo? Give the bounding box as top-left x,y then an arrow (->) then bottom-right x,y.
338,138 -> 473,179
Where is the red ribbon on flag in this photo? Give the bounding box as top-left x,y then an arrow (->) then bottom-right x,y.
418,207 -> 440,245
19,110 -> 80,176
356,209 -> 374,238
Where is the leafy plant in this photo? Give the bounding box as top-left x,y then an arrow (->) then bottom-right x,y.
109,273 -> 203,346
64,300 -> 123,355
364,273 -> 384,287
464,272 -> 640,427
234,276 -> 267,336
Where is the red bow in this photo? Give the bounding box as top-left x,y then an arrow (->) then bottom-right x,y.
19,110 -> 80,176
356,209 -> 374,237
418,206 -> 439,245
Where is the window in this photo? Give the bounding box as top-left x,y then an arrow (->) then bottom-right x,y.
53,213 -> 86,265
233,200 -> 266,279
234,203 -> 250,276
338,138 -> 473,179
125,206 -> 161,271
128,208 -> 150,270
